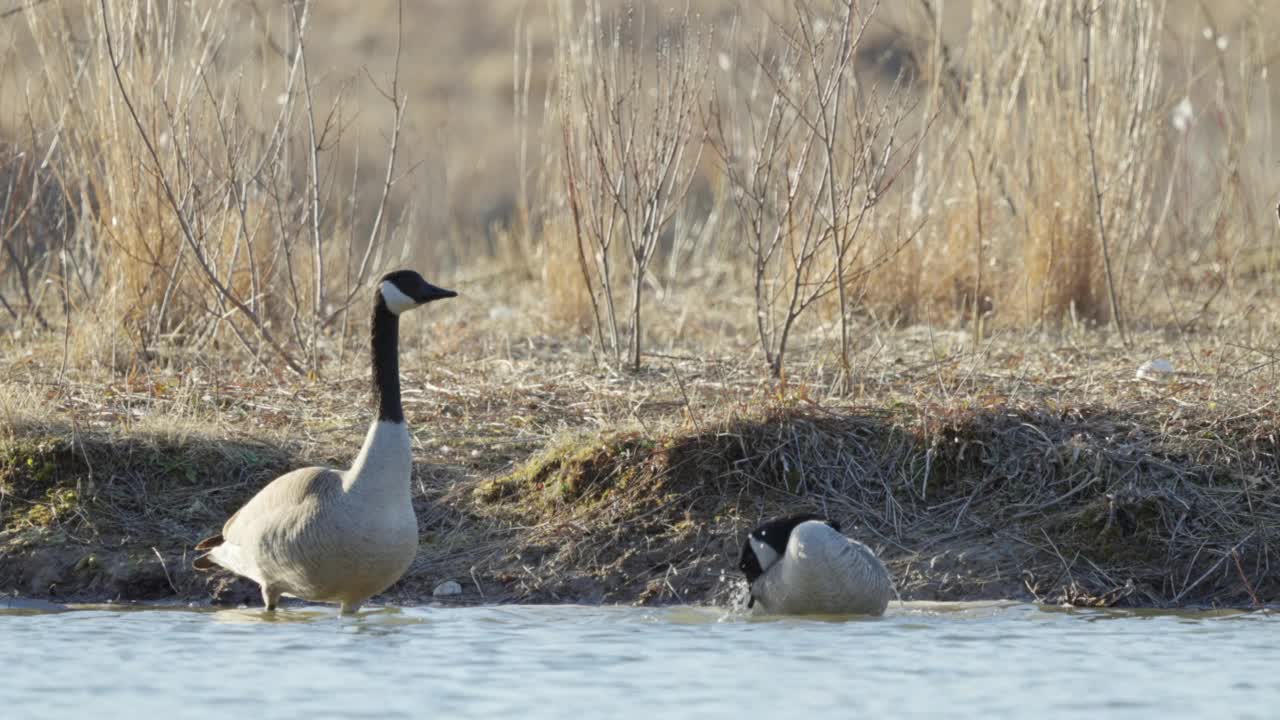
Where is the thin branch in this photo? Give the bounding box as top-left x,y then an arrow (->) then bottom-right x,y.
1080,3 -> 1129,347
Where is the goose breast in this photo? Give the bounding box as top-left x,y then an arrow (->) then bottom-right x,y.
217,467 -> 417,602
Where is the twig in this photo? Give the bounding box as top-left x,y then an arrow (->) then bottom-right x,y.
1079,3 -> 1129,347
1040,527 -> 1076,588
1231,546 -> 1261,608
967,148 -> 984,345
562,124 -> 607,356
151,546 -> 179,596
1172,532 -> 1255,605
322,0 -> 407,329
58,242 -> 70,383
289,0 -> 324,370
669,359 -> 703,434
0,0 -> 52,21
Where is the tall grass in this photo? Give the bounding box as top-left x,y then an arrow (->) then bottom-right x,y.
869,0 -> 1167,332
1,0 -> 414,373
556,1 -> 710,370
0,0 -> 1277,379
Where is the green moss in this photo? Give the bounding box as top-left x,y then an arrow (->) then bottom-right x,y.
74,553 -> 100,574
0,424 -> 300,539
473,432 -> 654,510
0,437 -> 64,491
0,436 -> 79,532
473,474 -> 524,503
15,487 -> 81,530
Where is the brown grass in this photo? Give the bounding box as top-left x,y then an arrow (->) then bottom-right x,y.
1,1 -> 1276,349
1,279 -> 1278,607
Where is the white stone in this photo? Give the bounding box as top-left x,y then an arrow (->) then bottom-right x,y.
1136,358 -> 1175,382
432,580 -> 463,597
1171,97 -> 1193,132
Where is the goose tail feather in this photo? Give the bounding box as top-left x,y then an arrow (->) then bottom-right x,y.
192,534 -> 224,572
194,533 -> 224,551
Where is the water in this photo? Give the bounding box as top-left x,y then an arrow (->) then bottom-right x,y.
1,601 -> 1276,719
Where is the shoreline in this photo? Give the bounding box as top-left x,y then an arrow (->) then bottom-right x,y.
3,595 -> 1273,616
3,386 -> 1276,611
3,327 -> 1278,612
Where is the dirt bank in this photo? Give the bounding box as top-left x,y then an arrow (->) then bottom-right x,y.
3,371 -> 1276,609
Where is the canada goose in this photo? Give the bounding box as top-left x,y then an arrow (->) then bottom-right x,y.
193,270 -> 457,614
738,513 -> 893,616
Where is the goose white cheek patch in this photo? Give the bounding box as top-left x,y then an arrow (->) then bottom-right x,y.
380,280 -> 417,315
750,536 -> 781,574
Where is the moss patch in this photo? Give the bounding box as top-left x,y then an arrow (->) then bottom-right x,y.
474,432 -> 656,509
0,422 -> 299,542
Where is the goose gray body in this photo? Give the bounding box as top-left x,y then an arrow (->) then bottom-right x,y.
193,270 -> 456,614
198,423 -> 416,613
741,515 -> 892,616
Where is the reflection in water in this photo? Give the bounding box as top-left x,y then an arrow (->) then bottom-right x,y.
0,601 -> 1276,719
207,607 -> 341,625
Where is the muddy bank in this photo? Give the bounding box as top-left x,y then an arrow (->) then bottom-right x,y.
3,395 -> 1277,610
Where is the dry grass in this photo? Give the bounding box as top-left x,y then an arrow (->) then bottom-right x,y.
1,274 -> 1278,606
2,1 -> 1276,352
445,313 -> 1280,607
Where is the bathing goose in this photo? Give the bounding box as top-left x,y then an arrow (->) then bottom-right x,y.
193,270 -> 456,614
739,513 -> 893,616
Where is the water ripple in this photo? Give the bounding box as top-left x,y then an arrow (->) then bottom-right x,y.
1,602 -> 1277,719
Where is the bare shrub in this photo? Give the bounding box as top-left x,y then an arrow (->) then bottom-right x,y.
6,0 -> 412,373
875,0 -> 1165,332
710,0 -> 923,379
0,144 -> 75,330
556,1 -> 710,371
1150,4 -> 1280,331
0,0 -> 1276,379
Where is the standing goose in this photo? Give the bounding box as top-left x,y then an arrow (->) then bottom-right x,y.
193,270 -> 456,614
738,513 -> 893,616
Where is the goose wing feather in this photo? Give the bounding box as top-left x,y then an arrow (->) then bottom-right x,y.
197,467 -> 343,586
219,466 -> 342,545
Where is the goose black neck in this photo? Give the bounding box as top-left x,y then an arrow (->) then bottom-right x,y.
371,297 -> 403,424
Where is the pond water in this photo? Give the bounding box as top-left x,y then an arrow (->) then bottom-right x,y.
1,601 -> 1275,719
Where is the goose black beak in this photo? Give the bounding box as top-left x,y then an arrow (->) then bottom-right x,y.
417,282 -> 458,303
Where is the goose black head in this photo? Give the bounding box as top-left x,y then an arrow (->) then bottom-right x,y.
378,270 -> 457,315
738,513 -> 841,584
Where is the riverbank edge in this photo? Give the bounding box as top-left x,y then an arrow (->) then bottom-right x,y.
3,395 -> 1277,611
